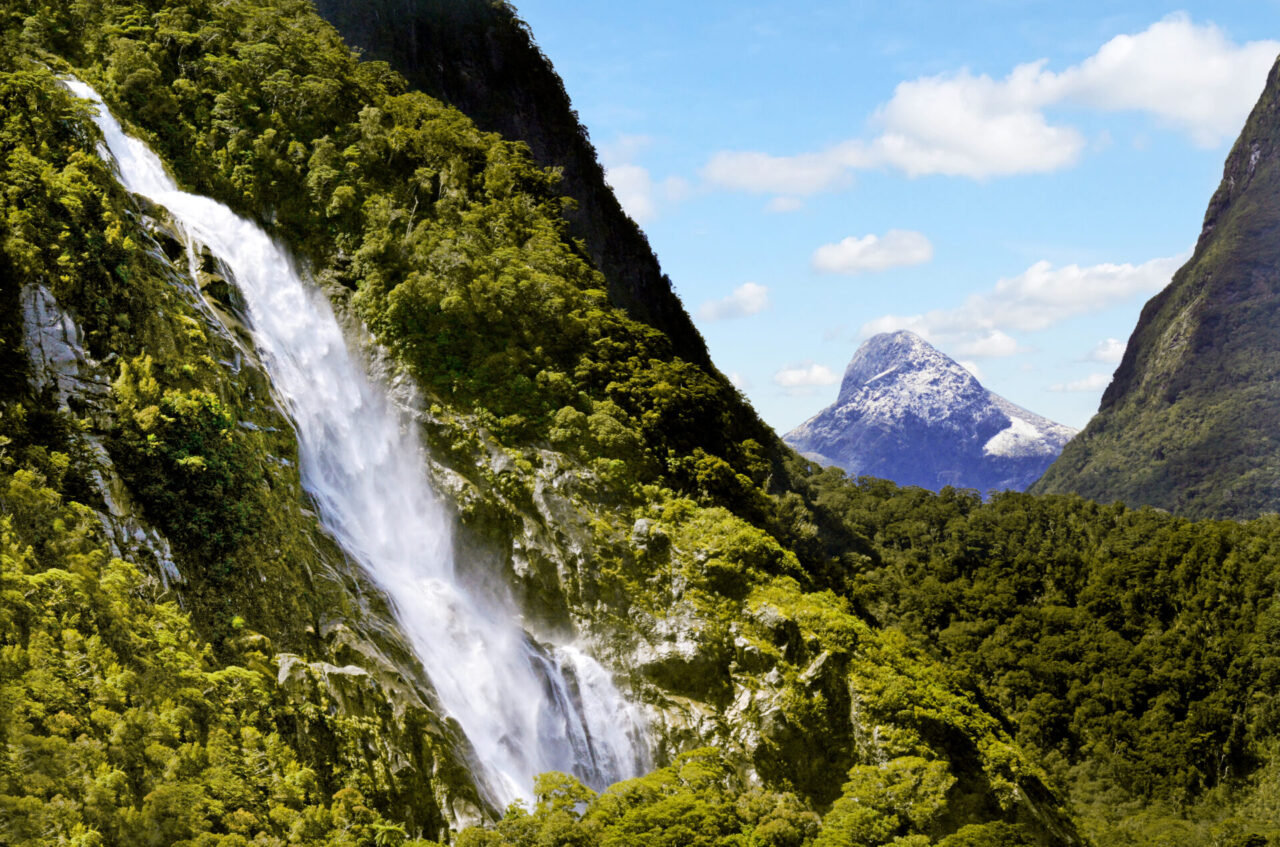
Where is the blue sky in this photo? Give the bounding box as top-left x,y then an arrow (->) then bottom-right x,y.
514,2 -> 1280,432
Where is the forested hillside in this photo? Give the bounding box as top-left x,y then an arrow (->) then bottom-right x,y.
1034,57 -> 1280,520
308,0 -> 711,369
0,1 -> 1278,845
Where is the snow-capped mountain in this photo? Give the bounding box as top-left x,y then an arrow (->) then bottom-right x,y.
785,331 -> 1076,492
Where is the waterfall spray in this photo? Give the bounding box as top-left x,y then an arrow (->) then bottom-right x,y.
64,78 -> 647,805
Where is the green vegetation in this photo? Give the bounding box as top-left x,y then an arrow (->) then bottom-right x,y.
0,443 -> 447,845
1034,57 -> 1280,521
794,467 -> 1280,844
2,1 -> 1280,845
308,0 -> 712,369
450,751 -> 1039,847
112,356 -> 262,557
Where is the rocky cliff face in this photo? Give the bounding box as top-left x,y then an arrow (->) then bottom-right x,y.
309,0 -> 712,369
1033,56 -> 1280,519
787,332 -> 1075,492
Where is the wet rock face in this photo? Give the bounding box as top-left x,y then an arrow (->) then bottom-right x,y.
21,281 -> 182,585
22,284 -> 111,407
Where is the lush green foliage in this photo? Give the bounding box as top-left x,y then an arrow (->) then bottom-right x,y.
793,463 -> 1280,843
451,751 -> 1040,847
0,445 -> 440,846
4,2 -> 1280,846
112,355 -> 262,557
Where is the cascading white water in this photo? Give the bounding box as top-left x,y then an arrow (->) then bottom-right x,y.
65,79 -> 647,804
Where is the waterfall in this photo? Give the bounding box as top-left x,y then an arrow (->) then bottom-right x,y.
64,78 -> 647,805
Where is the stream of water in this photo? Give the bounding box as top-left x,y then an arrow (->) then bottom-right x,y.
65,78 -> 647,805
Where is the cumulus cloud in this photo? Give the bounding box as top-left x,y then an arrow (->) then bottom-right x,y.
1084,338 -> 1127,363
812,230 -> 934,274
697,282 -> 771,321
604,164 -> 659,222
702,16 -> 1278,192
861,252 -> 1185,363
767,196 -> 805,213
955,330 -> 1024,358
961,254 -> 1184,332
1052,372 -> 1114,392
1052,14 -> 1280,147
863,253 -> 1184,340
773,362 -> 839,395
729,372 -> 752,390
958,360 -> 984,380
604,165 -> 690,224
869,63 -> 1085,178
702,144 -> 868,195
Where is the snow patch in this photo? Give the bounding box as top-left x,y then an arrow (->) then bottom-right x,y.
866,366 -> 899,384
984,416 -> 1053,458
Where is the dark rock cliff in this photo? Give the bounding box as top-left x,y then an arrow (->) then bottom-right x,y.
310,0 -> 711,368
1033,56 -> 1280,519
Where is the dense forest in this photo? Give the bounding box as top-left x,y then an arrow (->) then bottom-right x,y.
1,0 -> 1279,845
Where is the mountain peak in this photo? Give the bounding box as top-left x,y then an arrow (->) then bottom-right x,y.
839,331 -> 957,396
788,334 -> 1074,492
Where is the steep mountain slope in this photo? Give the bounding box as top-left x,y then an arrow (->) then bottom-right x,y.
1034,56 -> 1280,519
308,0 -> 711,369
787,332 -> 1075,492
9,1 -> 1280,845
0,1 -> 1082,844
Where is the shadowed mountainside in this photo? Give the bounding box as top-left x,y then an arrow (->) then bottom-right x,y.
310,0 -> 711,369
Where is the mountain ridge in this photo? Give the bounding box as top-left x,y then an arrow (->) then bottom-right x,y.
787,331 -> 1075,491
1033,55 -> 1280,518
308,0 -> 712,369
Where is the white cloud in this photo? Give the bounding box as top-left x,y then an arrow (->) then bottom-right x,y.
1052,372 -> 1114,392
604,164 -> 659,222
603,166 -> 691,224
812,229 -> 934,274
600,134 -> 653,162
729,372 -> 752,390
863,253 -> 1183,340
860,251 -> 1185,363
602,135 -> 690,223
773,362 -> 839,395
869,63 -> 1085,178
1053,14 -> 1280,147
955,330 -> 1023,359
958,360 -> 984,380
966,254 -> 1184,332
1084,338 -> 1127,363
702,16 -> 1278,192
697,282 -> 771,321
702,143 -> 868,194
861,313 -> 933,339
